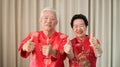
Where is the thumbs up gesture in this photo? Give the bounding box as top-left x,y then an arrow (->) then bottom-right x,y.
89,33 -> 102,57
22,36 -> 35,52
64,37 -> 74,59
42,38 -> 56,57
89,33 -> 98,47
42,45 -> 51,56
64,38 -> 72,54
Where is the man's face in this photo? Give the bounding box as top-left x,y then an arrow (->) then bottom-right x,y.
40,10 -> 57,31
72,19 -> 87,38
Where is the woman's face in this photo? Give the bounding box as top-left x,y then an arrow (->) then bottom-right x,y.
40,10 -> 57,31
72,19 -> 87,39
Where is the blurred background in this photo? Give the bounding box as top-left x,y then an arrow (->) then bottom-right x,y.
0,0 -> 120,67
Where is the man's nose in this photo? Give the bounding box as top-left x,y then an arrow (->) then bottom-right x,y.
47,18 -> 52,22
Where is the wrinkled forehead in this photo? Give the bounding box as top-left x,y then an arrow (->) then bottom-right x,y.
42,10 -> 56,17
40,9 -> 56,17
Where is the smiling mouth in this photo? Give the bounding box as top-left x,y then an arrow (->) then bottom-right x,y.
45,24 -> 51,27
77,30 -> 83,34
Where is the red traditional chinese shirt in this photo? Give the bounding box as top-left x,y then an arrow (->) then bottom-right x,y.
69,35 -> 98,67
18,31 -> 68,67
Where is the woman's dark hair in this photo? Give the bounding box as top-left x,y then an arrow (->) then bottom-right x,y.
70,14 -> 88,28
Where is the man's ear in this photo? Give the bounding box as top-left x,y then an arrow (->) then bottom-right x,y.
56,21 -> 58,25
55,20 -> 58,25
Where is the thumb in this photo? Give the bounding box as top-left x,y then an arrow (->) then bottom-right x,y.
64,37 -> 72,48
29,35 -> 34,42
90,32 -> 94,39
66,37 -> 71,45
90,33 -> 94,46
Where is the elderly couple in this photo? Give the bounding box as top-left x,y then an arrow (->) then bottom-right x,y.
18,7 -> 102,67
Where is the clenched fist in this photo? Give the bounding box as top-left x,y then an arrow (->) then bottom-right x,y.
42,45 -> 51,56
22,36 -> 35,52
77,52 -> 91,67
42,38 -> 56,57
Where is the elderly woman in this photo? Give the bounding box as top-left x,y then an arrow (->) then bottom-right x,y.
69,14 -> 102,67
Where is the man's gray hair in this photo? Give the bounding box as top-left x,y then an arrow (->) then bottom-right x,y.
40,7 -> 57,18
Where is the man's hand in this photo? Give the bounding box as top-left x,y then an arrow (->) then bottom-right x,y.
64,38 -> 74,60
64,38 -> 72,54
42,41 -> 56,57
42,45 -> 51,56
22,36 -> 35,52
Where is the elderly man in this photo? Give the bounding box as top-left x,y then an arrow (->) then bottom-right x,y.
18,7 -> 73,67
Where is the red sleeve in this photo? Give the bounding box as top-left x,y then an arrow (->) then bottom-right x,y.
58,35 -> 68,58
18,33 -> 32,58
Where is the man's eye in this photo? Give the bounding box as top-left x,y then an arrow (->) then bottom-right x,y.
51,18 -> 56,20
44,17 -> 48,19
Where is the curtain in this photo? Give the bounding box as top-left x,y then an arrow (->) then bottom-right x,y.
0,0 -> 120,67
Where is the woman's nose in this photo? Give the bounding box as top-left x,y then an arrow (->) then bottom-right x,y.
77,26 -> 82,30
